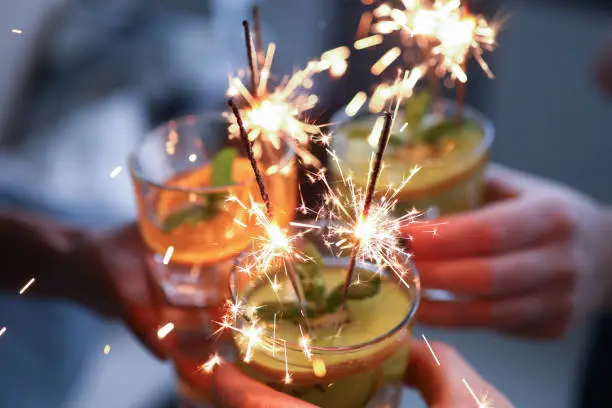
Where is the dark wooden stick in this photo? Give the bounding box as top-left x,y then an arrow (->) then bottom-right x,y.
252,6 -> 263,64
363,111 -> 393,217
456,61 -> 467,123
418,44 -> 440,99
242,20 -> 259,98
228,99 -> 271,216
230,98 -> 309,329
341,111 -> 394,304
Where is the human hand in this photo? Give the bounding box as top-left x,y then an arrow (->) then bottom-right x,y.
200,339 -> 512,408
404,164 -> 612,338
66,223 -> 173,359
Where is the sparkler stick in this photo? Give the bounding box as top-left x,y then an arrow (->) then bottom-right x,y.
456,1 -> 468,123
243,20 -> 259,98
341,111 -> 394,305
253,6 -> 264,64
229,99 -> 272,216
229,99 -> 311,328
455,59 -> 467,123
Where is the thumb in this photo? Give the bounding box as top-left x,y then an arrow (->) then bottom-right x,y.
484,163 -> 566,203
404,340 -> 514,408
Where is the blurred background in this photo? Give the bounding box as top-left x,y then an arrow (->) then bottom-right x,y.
0,0 -> 611,407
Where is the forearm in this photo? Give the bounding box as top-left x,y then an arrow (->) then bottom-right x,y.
600,206 -> 612,312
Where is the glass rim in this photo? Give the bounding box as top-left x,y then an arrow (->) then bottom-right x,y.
129,111 -> 297,194
330,97 -> 495,162
229,249 -> 421,354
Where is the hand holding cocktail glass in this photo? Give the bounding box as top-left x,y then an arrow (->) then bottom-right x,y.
404,164 -> 612,338
186,339 -> 512,408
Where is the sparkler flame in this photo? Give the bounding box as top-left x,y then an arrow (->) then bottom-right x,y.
306,149 -> 422,289
364,0 -> 498,83
225,41 -> 349,168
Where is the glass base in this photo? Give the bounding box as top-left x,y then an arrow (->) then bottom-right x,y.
366,383 -> 403,408
176,380 -> 403,408
149,254 -> 232,308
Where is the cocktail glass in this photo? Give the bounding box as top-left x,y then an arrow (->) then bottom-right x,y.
228,241 -> 421,408
130,112 -> 297,308
331,98 -> 495,216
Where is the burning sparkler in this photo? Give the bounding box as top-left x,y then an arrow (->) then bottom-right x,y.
228,99 -> 314,326
365,0 -> 498,81
225,15 -> 349,168
314,142 -> 422,300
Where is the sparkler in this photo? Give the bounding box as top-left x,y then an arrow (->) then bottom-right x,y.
339,111 -> 394,304
226,18 -> 349,168
359,0 -> 499,119
310,97 -> 422,294
228,99 -> 311,327
252,6 -> 264,65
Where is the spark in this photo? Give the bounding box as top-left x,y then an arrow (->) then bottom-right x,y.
11,29 -> 22,34
463,378 -> 494,408
103,345 -> 111,355
368,66 -> 426,113
243,322 -> 263,363
163,246 -> 174,265
371,46 -> 402,76
345,92 -> 368,117
283,340 -> 292,384
227,195 -> 318,288
188,154 -> 197,162
421,333 -> 441,366
299,324 -> 313,361
109,166 -> 122,178
272,313 -> 278,356
225,41 -> 349,168
200,353 -> 223,374
157,322 -> 174,339
0,327 -> 6,337
354,34 -> 383,50
19,278 -> 35,295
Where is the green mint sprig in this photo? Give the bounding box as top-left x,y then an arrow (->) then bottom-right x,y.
161,147 -> 238,233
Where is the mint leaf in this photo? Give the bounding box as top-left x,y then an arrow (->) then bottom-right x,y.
161,204 -> 217,232
416,119 -> 479,144
161,147 -> 238,233
325,285 -> 344,313
295,243 -> 326,310
404,89 -> 433,137
211,147 -> 239,187
325,275 -> 381,312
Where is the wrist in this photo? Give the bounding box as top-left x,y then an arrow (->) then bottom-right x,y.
60,235 -> 121,317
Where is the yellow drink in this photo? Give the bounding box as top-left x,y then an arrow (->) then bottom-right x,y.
332,101 -> 493,215
234,263 -> 418,408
